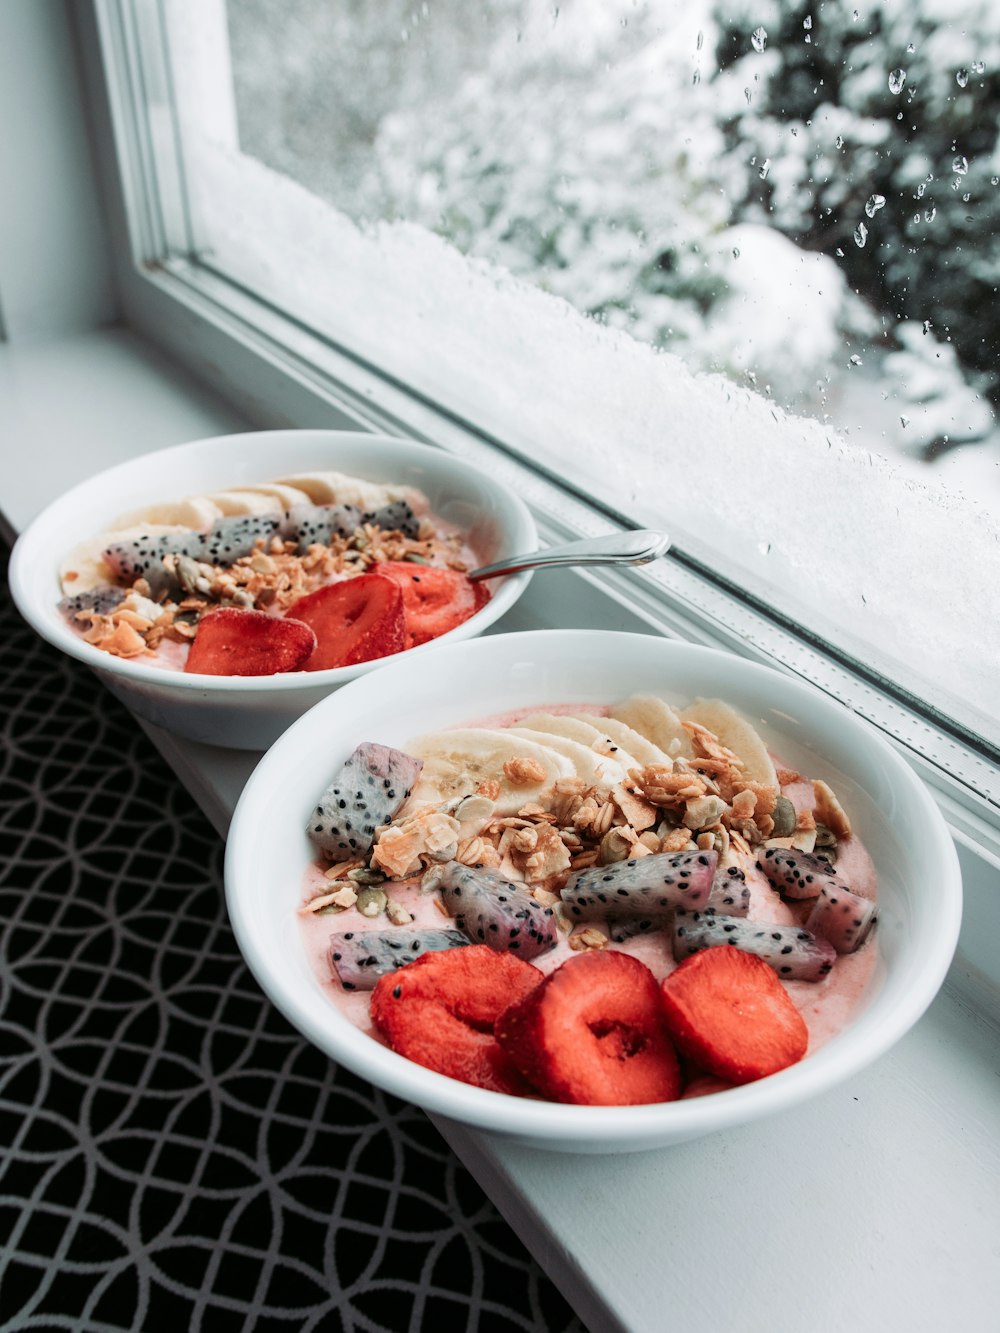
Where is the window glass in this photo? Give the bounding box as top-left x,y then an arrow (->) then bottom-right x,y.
154,0 -> 1000,745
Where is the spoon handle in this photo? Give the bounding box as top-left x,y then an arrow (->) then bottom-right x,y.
467,530 -> 670,582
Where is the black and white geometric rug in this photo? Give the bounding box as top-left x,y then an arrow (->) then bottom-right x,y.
0,557 -> 585,1333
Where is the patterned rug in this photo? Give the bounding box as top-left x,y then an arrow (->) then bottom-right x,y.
0,559 -> 584,1333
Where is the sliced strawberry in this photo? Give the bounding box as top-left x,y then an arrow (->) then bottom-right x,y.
660,946 -> 809,1086
376,561 -> 489,648
370,945 -> 543,1095
184,608 -> 316,677
496,950 -> 682,1106
286,574 -> 405,671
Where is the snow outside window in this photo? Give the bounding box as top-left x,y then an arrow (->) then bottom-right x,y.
139,0 -> 999,748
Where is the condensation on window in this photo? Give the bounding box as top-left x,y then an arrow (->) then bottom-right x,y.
163,0 -> 1000,742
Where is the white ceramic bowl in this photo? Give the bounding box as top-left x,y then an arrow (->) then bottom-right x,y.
9,430 -> 536,749
224,629 -> 962,1154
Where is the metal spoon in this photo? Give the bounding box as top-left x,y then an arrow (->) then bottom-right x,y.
467,529 -> 670,582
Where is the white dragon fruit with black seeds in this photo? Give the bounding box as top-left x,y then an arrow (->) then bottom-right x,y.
560,850 -> 717,920
756,846 -> 851,901
59,586 -> 126,618
283,503 -> 363,552
435,861 -> 558,960
199,512 -> 283,564
309,742 -> 424,862
673,910 -> 837,981
102,530 -> 208,597
607,916 -> 663,943
806,884 -> 878,954
706,864 -> 751,916
329,928 -> 468,990
363,500 -> 421,539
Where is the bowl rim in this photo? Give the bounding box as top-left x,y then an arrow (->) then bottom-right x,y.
224,629 -> 963,1144
8,428 -> 537,694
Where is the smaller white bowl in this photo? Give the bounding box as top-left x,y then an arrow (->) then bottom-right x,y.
224,630 -> 962,1154
9,430 -> 536,749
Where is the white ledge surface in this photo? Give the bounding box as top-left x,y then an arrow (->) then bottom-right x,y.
4,328 -> 999,1333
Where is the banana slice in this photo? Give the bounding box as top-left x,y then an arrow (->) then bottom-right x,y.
273,470 -> 395,511
114,496 -> 224,531
240,483 -> 314,510
572,714 -> 671,769
504,727 -> 626,788
406,728 -> 574,815
516,712 -> 642,776
205,489 -> 284,516
611,694 -> 693,758
680,697 -> 778,788
59,524 -> 188,594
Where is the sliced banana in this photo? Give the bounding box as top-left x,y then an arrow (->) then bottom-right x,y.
241,483 -> 314,510
274,470 -> 401,512
114,496 -> 225,531
59,524 -> 188,595
516,712 -> 643,773
611,694 -> 693,758
205,489 -> 284,517
504,727 -> 626,788
680,697 -> 778,788
406,728 -> 574,815
572,714 -> 671,769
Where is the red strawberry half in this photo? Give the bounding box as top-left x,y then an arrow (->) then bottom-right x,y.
496,950 -> 682,1106
660,946 -> 809,1085
370,945 -> 543,1095
286,574 -> 405,671
376,562 -> 489,648
184,608 -> 316,676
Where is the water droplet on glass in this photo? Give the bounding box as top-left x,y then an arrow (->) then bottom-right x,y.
853,9 -> 860,21
747,369 -> 758,385
854,222 -> 868,247
953,155 -> 969,175
865,194 -> 886,217
732,247 -> 741,259
971,60 -> 986,75
745,86 -> 753,104
759,159 -> 771,179
916,182 -> 926,198
849,354 -> 863,366
805,34 -> 811,43
836,246 -> 845,256
697,29 -> 704,50
925,206 -> 936,222
923,320 -> 932,334
757,541 -> 772,556
692,69 -> 701,85
906,42 -> 915,54
836,134 -> 844,149
888,68 -> 906,95
751,26 -> 767,52
957,69 -> 970,88
803,14 -> 813,28
900,415 -> 910,428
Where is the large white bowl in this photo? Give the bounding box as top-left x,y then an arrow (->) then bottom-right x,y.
224,630 -> 962,1154
9,430 -> 536,749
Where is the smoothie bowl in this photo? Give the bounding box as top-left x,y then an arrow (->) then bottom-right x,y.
9,430 -> 535,748
224,630 -> 961,1153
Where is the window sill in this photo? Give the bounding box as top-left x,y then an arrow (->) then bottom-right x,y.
3,325 -> 999,1332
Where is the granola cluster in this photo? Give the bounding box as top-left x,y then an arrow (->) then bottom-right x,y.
68,518 -> 466,660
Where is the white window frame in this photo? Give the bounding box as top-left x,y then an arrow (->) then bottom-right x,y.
68,0 -> 1000,863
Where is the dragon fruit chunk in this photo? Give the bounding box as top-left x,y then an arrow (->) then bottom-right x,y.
329,928 -> 468,990
200,512 -> 283,565
436,861 -> 558,961
59,585 -> 127,619
283,503 -> 362,552
756,846 -> 851,901
364,500 -> 421,539
672,910 -> 837,982
102,531 -> 207,597
560,850 -> 718,921
308,742 -> 424,862
607,916 -> 663,943
806,885 -> 878,954
706,864 -> 751,916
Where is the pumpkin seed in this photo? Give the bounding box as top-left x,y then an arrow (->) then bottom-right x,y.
355,887 -> 388,918
771,795 -> 797,837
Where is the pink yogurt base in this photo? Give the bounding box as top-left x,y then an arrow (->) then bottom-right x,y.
298,713 -> 880,1092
